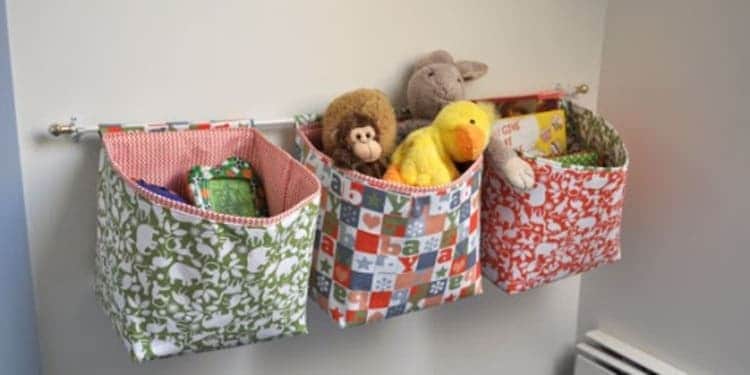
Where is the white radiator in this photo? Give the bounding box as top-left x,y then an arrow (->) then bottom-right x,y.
574,330 -> 686,375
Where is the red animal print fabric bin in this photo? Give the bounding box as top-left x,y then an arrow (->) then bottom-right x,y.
480,100 -> 629,294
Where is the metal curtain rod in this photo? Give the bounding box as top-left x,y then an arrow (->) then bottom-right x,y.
47,84 -> 590,141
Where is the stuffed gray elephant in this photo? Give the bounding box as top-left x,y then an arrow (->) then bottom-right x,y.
398,50 -> 535,190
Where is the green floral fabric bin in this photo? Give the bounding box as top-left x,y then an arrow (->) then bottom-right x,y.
93,121 -> 321,361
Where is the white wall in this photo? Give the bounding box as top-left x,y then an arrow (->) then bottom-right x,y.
578,1 -> 750,374
7,1 -> 607,374
0,0 -> 40,373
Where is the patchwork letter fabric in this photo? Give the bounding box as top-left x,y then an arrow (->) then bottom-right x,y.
94,123 -> 321,361
481,101 -> 629,294
295,119 -> 483,328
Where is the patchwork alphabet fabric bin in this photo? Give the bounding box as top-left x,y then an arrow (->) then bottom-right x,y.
295,118 -> 483,328
481,99 -> 629,294
94,121 -> 321,361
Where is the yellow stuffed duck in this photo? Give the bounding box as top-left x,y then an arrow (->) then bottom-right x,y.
383,101 -> 493,186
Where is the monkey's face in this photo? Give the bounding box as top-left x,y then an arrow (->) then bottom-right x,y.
347,125 -> 383,163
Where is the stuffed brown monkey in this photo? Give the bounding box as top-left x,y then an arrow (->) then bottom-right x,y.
322,88 -> 397,178
330,112 -> 388,178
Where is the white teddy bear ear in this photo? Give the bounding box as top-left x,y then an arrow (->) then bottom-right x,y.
456,60 -> 488,81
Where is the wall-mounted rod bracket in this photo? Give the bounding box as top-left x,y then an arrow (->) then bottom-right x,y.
574,83 -> 590,96
557,83 -> 590,97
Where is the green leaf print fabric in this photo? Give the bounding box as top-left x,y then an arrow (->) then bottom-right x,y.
94,151 -> 319,361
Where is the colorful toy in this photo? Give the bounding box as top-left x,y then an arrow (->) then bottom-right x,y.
188,157 -> 268,217
496,97 -> 561,118
321,88 -> 397,178
492,109 -> 567,157
397,50 -> 488,140
136,179 -> 188,204
383,101 -> 493,186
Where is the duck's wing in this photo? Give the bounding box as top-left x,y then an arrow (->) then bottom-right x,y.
399,132 -> 447,186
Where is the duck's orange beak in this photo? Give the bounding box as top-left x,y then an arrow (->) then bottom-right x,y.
452,124 -> 486,162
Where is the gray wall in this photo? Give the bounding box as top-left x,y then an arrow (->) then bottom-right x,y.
0,0 -> 40,374
578,1 -> 750,374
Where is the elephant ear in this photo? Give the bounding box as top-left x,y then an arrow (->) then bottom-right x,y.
456,60 -> 488,81
413,50 -> 455,72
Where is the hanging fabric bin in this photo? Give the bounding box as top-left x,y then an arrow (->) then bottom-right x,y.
294,116 -> 483,328
480,93 -> 629,294
94,120 -> 321,361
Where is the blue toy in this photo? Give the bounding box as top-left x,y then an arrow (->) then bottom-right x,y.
136,179 -> 188,204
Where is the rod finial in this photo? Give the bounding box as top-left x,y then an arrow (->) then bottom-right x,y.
48,118 -> 79,138
575,83 -> 590,96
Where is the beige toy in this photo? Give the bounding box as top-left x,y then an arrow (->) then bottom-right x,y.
398,50 -> 488,139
